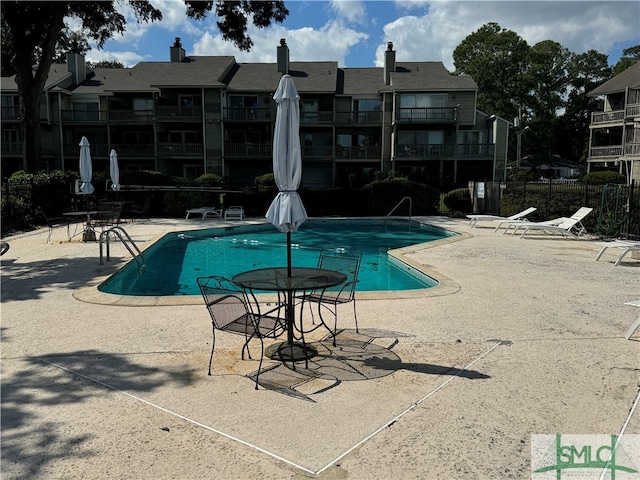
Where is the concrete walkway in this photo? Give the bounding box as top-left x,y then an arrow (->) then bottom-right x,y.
1,216 -> 638,479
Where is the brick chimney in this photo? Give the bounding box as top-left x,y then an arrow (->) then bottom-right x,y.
66,40 -> 86,85
277,38 -> 289,74
384,42 -> 395,85
170,37 -> 186,63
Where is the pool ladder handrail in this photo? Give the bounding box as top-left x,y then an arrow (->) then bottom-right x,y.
99,226 -> 145,274
387,196 -> 412,218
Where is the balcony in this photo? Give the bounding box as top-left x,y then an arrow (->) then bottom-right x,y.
334,111 -> 382,125
224,143 -> 271,157
155,106 -> 202,121
300,111 -> 333,125
396,107 -> 457,124
591,110 -> 625,125
157,143 -> 203,155
1,106 -> 20,121
223,107 -> 271,122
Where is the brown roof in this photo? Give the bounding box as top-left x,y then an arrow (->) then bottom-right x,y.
387,62 -> 477,91
226,61 -> 338,94
589,62 -> 640,96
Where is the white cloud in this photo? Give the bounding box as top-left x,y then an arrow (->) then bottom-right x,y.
330,0 -> 368,24
193,21 -> 368,66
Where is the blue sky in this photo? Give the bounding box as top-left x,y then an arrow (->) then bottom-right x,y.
84,1 -> 640,71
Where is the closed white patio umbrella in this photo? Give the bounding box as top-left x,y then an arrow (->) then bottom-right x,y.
79,136 -> 94,195
109,149 -> 120,193
265,74 -> 308,276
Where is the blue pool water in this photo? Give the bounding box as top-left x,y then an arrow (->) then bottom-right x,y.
98,218 -> 455,296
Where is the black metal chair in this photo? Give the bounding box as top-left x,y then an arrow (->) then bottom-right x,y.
300,248 -> 362,346
196,275 -> 286,389
36,206 -> 72,243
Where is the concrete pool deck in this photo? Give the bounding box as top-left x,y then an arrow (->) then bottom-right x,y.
1,216 -> 638,479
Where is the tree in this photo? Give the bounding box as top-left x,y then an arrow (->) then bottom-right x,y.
523,40 -> 571,162
611,44 -> 640,76
1,1 -> 288,172
555,50 -> 610,162
89,60 -> 125,69
453,22 -> 529,122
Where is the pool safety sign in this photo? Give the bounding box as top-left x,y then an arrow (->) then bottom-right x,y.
531,434 -> 639,479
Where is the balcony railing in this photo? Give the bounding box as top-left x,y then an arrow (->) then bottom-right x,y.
589,145 -> 623,158
300,111 -> 333,124
396,107 -> 457,123
335,146 -> 382,159
224,143 -> 271,157
110,144 -> 155,155
155,106 -> 202,120
1,106 -> 20,121
624,143 -> 640,157
396,143 -> 493,158
334,111 -> 382,125
157,143 -> 203,155
591,110 -> 625,124
223,107 -> 271,122
627,104 -> 640,118
302,146 -> 333,157
64,143 -> 110,157
109,110 -> 154,122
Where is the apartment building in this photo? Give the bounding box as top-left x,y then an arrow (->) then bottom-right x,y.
587,62 -> 640,183
1,39 -> 510,188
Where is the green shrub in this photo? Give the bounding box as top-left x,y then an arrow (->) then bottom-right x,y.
195,173 -> 224,186
442,187 -> 472,216
581,171 -> 625,185
254,173 -> 275,187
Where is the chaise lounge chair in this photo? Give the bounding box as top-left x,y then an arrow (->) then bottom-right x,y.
595,240 -> 640,266
467,206 -> 537,231
224,206 -> 245,221
508,207 -> 593,239
186,207 -> 222,220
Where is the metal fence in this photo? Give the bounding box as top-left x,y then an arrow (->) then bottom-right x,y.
475,180 -> 639,240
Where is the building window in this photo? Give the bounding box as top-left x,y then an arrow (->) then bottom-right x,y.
1,95 -> 20,119
72,101 -> 99,121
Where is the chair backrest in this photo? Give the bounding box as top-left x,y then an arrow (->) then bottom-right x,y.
556,207 -> 593,229
316,248 -> 362,302
570,207 -> 593,221
197,276 -> 249,330
509,207 -> 537,220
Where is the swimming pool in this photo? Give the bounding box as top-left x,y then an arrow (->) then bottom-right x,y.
98,218 -> 456,296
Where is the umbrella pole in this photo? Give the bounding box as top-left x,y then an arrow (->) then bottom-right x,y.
286,231 -> 294,343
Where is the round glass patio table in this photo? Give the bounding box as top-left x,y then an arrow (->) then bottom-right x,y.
232,267 -> 347,361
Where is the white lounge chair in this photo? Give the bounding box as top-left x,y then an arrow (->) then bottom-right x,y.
467,206 -> 537,231
224,206 -> 245,221
510,207 -> 593,239
595,240 -> 640,266
186,207 -> 222,220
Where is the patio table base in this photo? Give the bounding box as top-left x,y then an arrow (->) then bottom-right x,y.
266,342 -> 317,362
